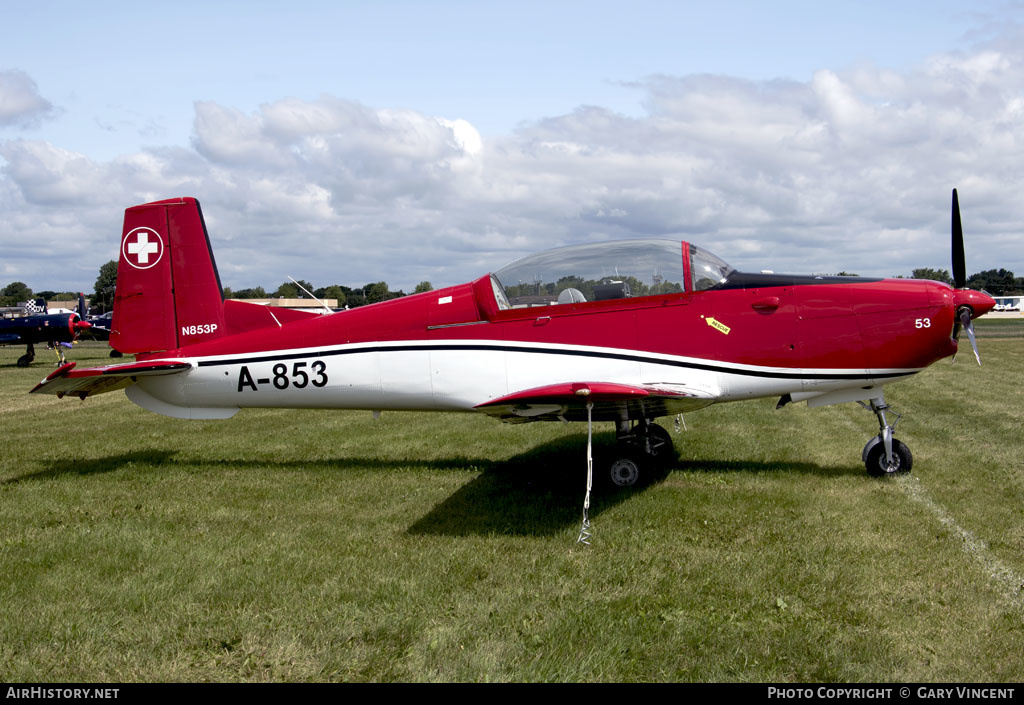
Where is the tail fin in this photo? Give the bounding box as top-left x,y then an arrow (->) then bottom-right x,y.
111,198 -> 226,353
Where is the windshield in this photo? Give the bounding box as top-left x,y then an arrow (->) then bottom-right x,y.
493,239 -> 687,308
689,243 -> 735,291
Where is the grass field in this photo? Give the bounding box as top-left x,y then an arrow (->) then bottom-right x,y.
1,322 -> 1022,682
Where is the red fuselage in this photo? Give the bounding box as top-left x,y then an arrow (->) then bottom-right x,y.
144,270 -> 984,383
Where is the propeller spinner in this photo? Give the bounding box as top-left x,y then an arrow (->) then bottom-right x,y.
67,293 -> 93,340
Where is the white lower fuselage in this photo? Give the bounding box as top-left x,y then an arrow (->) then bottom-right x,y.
125,339 -> 917,420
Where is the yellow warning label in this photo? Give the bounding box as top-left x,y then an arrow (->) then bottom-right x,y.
705,317 -> 731,335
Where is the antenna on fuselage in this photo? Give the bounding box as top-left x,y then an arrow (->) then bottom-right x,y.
287,276 -> 334,315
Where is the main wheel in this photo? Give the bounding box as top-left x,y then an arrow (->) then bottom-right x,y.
865,439 -> 913,476
16,353 -> 34,367
608,455 -> 643,488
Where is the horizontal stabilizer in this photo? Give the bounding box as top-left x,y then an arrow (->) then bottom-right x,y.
29,359 -> 191,399
475,381 -> 716,423
223,299 -> 320,335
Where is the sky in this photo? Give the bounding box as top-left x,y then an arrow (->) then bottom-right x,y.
2,0 -> 1023,294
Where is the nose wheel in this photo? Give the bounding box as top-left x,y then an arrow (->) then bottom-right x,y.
859,396 -> 913,476
864,438 -> 913,476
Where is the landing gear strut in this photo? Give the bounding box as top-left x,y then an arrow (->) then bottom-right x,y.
605,419 -> 676,487
860,396 -> 913,477
46,342 -> 69,365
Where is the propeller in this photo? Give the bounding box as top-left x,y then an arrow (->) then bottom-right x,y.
70,293 -> 92,338
952,189 -> 965,288
956,305 -> 981,365
950,188 -> 982,365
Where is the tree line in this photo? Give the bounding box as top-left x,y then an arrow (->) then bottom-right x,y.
85,260 -> 433,312
3,262 -> 1022,311
1,282 -> 80,307
2,261 -> 435,311
504,274 -> 683,302
224,278 -> 434,309
908,267 -> 1024,296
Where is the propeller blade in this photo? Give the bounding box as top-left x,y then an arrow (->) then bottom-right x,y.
72,319 -> 92,341
952,188 -> 966,289
960,307 -> 981,365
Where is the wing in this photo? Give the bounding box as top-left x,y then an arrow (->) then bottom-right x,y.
475,381 -> 717,423
29,359 -> 192,399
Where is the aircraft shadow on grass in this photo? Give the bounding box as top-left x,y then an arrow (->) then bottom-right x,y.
408,433 -> 638,537
407,434 -> 863,537
11,435 -> 860,536
4,449 -> 178,485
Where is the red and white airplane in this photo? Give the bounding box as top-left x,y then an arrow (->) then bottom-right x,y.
32,193 -> 994,490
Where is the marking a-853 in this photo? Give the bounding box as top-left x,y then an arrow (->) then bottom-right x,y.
237,361 -> 328,392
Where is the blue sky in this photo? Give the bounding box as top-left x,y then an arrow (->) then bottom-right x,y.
1,0 -> 1022,292
4,1 -> 976,155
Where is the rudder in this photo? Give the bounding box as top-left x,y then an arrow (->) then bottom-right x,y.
111,198 -> 226,353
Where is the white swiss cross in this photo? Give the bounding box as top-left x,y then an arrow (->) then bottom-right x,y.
122,227 -> 164,269
129,232 -> 158,263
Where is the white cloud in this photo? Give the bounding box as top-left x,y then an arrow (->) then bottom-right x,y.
0,69 -> 55,128
3,34 -> 1024,293
0,140 -> 104,204
192,102 -> 295,169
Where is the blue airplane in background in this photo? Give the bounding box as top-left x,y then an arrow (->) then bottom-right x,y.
0,294 -> 93,367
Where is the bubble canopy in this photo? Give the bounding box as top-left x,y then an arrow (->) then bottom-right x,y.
491,239 -> 734,308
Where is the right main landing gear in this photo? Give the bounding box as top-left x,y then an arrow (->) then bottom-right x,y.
605,419 -> 676,487
576,411 -> 678,544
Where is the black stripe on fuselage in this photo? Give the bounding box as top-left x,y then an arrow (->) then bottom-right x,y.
195,342 -> 915,382
710,271 -> 882,290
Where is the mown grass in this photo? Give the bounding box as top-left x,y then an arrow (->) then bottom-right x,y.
973,316 -> 1024,338
1,335 -> 1022,682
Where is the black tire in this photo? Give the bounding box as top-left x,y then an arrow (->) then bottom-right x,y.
16,353 -> 33,367
109,349 -> 123,358
607,454 -> 643,488
865,439 -> 913,477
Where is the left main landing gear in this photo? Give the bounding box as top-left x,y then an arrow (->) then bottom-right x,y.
17,343 -> 35,367
605,419 -> 676,487
860,396 -> 913,477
